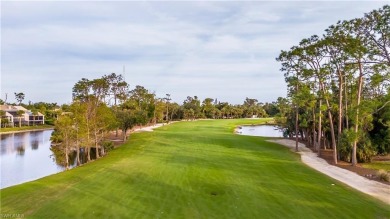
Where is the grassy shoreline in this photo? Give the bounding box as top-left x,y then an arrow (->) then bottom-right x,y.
0,125 -> 54,134
1,119 -> 388,218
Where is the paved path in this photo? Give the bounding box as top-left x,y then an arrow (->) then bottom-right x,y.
268,139 -> 390,205
133,121 -> 178,133
133,123 -> 165,132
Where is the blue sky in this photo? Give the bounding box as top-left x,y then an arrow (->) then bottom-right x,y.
1,1 -> 387,105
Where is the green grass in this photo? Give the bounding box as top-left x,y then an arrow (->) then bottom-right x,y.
0,124 -> 54,133
362,161 -> 390,171
1,119 -> 389,218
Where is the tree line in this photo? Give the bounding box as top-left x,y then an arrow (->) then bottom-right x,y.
276,5 -> 389,165
51,73 -> 285,169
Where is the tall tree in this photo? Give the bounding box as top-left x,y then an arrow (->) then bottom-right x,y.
164,94 -> 171,123
202,98 -> 216,119
14,92 -> 25,105
277,46 -> 306,152
51,114 -> 75,170
183,96 -> 201,119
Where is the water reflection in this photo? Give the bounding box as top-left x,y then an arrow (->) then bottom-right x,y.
0,130 -> 68,189
49,146 -> 96,169
31,140 -> 39,150
1,129 -> 102,189
16,145 -> 25,155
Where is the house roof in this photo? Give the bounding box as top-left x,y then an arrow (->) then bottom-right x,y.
0,105 -> 44,117
27,111 -> 44,116
0,105 -> 13,111
13,106 -> 28,111
0,105 -> 28,111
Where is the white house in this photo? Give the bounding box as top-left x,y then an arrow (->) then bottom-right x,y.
0,105 -> 45,127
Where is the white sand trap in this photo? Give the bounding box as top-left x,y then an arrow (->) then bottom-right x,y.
268,139 -> 390,205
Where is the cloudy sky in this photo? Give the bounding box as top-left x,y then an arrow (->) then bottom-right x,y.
1,1 -> 387,105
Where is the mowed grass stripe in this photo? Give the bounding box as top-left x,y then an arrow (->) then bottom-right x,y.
1,119 -> 389,218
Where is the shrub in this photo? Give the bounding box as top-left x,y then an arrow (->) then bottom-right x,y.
102,141 -> 114,152
357,133 -> 376,163
338,129 -> 376,163
45,119 -> 55,126
376,169 -> 390,182
338,130 -> 354,162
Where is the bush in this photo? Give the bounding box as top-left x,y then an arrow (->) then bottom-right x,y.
376,169 -> 390,182
45,119 -> 55,126
357,138 -> 376,163
102,141 -> 114,152
338,130 -> 353,162
338,129 -> 376,163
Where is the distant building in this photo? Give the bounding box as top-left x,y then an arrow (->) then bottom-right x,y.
0,105 -> 45,127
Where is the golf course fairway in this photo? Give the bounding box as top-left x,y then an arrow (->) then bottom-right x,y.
1,119 -> 389,218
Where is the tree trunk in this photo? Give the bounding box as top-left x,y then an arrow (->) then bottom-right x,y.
65,141 -> 69,170
100,132 -> 105,156
344,73 -> 349,129
338,70 -> 343,143
352,62 -> 364,166
76,145 -> 80,166
65,150 -> 69,170
87,146 -> 91,161
317,99 -> 322,155
295,106 -> 299,152
295,82 -> 299,152
327,109 -> 338,164
94,130 -> 100,159
312,107 -> 317,151
76,130 -> 80,166
303,129 -> 309,146
115,98 -> 119,137
86,119 -> 91,162
123,128 -> 127,141
338,71 -> 343,161
320,82 -> 337,164
166,105 -> 169,124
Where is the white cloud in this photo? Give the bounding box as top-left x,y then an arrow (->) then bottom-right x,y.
1,1 -> 388,104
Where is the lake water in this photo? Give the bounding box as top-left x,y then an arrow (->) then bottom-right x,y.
0,130 -> 67,189
237,125 -> 284,137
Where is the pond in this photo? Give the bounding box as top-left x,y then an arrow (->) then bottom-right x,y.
237,125 -> 284,137
0,130 -> 72,189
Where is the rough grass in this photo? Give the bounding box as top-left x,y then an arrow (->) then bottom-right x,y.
376,169 -> 390,182
362,161 -> 390,172
0,125 -> 54,133
1,119 -> 389,218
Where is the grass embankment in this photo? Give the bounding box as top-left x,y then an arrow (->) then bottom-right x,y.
1,119 -> 389,218
0,125 -> 54,133
362,161 -> 390,171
